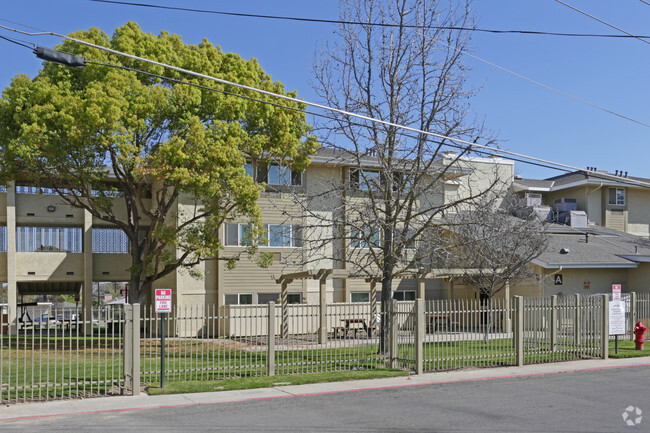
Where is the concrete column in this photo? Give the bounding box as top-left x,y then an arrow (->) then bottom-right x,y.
318,276 -> 327,344
414,298 -> 424,375
417,277 -> 425,300
6,181 -> 16,335
82,209 -> 93,334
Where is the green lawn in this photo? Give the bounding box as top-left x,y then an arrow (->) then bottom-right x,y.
609,340 -> 650,358
4,334 -> 648,402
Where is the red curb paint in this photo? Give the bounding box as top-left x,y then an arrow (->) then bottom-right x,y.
3,362 -> 649,423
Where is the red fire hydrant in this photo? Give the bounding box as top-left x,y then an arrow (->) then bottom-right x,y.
634,322 -> 646,350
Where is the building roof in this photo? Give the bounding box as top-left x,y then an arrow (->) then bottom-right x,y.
514,170 -> 650,193
310,146 -> 473,176
533,224 -> 650,269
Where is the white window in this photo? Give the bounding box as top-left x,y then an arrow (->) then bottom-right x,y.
350,226 -> 381,249
349,168 -> 380,191
224,223 -> 302,248
351,292 -> 370,303
224,293 -> 253,305
608,188 -> 625,206
393,290 -> 416,301
258,292 -> 302,304
261,164 -> 302,186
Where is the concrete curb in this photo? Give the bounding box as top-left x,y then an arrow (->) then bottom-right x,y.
2,356 -> 649,422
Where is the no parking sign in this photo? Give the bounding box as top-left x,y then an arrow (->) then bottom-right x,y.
155,289 -> 172,313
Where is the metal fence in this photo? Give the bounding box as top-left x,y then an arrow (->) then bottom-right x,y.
1,306 -> 126,403
2,292 -> 648,405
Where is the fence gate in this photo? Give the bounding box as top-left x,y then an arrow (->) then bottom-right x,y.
390,300 -> 417,371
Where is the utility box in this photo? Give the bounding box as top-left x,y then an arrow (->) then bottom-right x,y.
563,210 -> 588,228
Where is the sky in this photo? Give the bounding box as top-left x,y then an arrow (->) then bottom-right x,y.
0,0 -> 648,180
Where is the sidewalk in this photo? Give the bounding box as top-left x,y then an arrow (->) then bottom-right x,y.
2,357 -> 649,422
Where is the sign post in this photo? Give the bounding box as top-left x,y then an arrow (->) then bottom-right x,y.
610,284 -> 624,354
155,289 -> 172,388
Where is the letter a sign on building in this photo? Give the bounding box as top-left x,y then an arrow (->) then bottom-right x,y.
155,289 -> 172,313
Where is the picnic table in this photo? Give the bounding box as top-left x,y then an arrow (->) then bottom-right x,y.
333,318 -> 373,338
426,314 -> 451,333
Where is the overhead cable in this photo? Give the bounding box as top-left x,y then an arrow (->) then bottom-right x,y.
88,0 -> 650,40
554,0 -> 650,46
3,22 -> 650,190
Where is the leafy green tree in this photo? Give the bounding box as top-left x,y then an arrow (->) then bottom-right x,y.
0,22 -> 316,304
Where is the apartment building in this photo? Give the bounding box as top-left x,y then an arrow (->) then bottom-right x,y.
512,169 -> 650,297
0,148 -> 515,326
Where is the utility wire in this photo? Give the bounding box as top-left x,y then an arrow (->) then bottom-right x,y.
640,0 -> 650,6
342,0 -> 650,129
89,0 -> 650,40
0,34 -> 33,49
554,0 -> 650,46
3,22 -> 650,190
87,58 -> 569,174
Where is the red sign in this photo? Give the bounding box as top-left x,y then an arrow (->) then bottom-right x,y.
155,289 -> 172,313
612,284 -> 621,301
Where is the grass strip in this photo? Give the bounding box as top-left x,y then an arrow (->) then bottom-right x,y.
609,340 -> 650,358
146,369 -> 409,395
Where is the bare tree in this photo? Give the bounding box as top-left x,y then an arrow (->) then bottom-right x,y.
297,0 -> 505,351
429,195 -> 548,341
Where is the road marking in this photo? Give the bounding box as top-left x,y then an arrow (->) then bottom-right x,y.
3,361 -> 649,423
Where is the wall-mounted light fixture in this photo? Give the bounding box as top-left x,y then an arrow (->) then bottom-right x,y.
47,205 -> 55,212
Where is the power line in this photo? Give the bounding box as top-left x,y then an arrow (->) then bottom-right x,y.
554,0 -> 650,46
3,22 -> 650,190
342,1 -> 650,129
88,58 -> 570,174
0,33 -> 33,49
640,0 -> 650,6
88,0 -> 650,40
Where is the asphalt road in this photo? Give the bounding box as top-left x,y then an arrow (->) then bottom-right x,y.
2,363 -> 649,433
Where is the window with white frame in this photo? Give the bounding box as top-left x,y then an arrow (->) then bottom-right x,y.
249,163 -> 302,186
17,226 -> 82,253
393,290 -> 416,301
224,293 -> 253,305
351,292 -> 370,303
257,292 -> 302,304
349,168 -> 380,191
350,226 -> 381,249
608,188 -> 625,206
224,223 -> 302,248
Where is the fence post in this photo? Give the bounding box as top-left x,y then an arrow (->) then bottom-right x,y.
551,295 -> 558,352
601,294 -> 609,360
630,292 -> 637,337
389,300 -> 398,369
574,294 -> 581,347
267,302 -> 276,377
414,299 -> 424,375
124,304 -> 133,394
132,304 -> 141,395
514,296 -> 524,367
